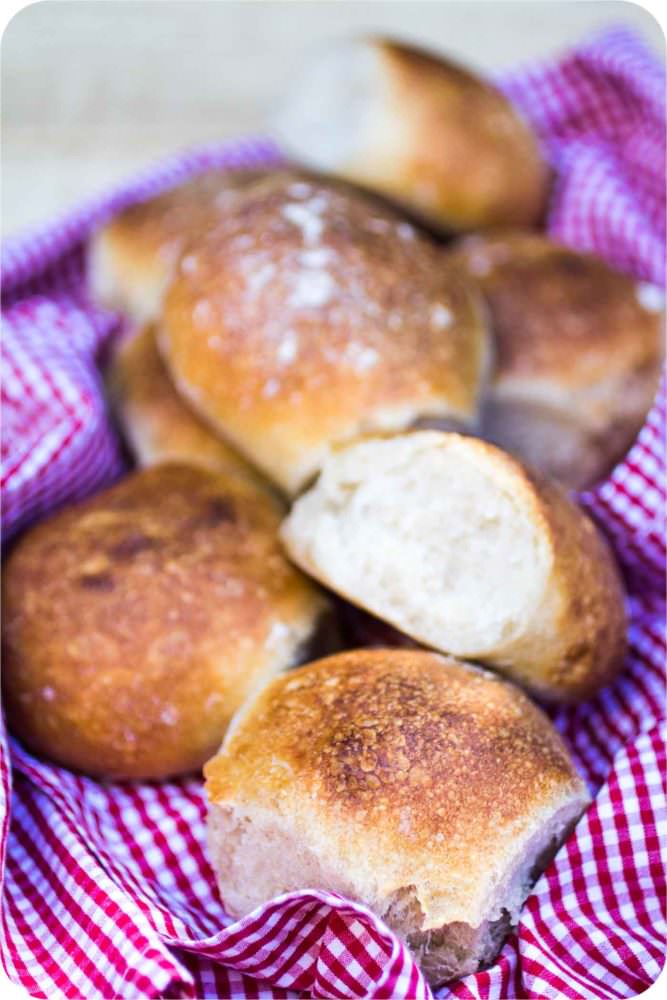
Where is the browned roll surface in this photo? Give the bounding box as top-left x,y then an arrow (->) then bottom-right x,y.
106,322 -> 275,494
448,231 -> 664,489
159,173 -> 490,496
89,168 -> 270,322
2,463 -> 327,780
273,37 -> 549,231
205,648 -> 590,985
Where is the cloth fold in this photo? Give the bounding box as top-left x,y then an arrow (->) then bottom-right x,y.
1,27 -> 665,1000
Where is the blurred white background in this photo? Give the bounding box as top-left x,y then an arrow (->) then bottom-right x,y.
2,0 -> 663,236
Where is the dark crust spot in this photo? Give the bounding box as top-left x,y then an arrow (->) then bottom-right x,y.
79,573 -> 114,591
264,658 -> 576,826
109,532 -> 155,560
553,253 -> 587,276
189,497 -> 236,530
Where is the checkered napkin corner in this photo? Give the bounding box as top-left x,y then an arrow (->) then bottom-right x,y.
0,743 -> 432,1000
1,27 -> 666,1000
500,25 -> 666,285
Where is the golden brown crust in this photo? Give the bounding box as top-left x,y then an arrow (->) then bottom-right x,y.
2,464 -> 326,780
449,231 -> 663,388
493,457 -> 628,702
207,650 -> 579,819
207,649 -> 578,818
364,40 -> 549,230
89,168 -> 270,320
106,169 -> 267,256
447,232 -> 663,486
205,649 -> 588,926
107,322 -> 276,494
159,173 -> 489,495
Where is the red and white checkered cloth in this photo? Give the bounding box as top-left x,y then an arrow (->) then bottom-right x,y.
1,27 -> 665,1000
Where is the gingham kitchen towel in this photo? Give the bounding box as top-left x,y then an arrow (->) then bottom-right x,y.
1,27 -> 665,1000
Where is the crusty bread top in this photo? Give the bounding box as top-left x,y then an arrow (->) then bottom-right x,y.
449,231 -> 664,389
273,37 -> 549,231
370,39 -> 549,229
3,463 -> 298,646
159,173 -> 489,494
94,168 -> 270,277
106,322 -> 276,493
205,648 -> 589,927
2,464 -> 325,777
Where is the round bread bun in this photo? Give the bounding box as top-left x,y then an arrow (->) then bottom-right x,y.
159,173 -> 490,496
107,322 -> 275,494
2,463 -> 328,780
281,431 -> 627,703
272,37 -> 549,232
448,232 -> 664,489
205,648 -> 590,985
89,168 -> 270,323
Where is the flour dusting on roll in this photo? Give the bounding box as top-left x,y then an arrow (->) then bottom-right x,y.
89,168 -> 270,322
159,173 -> 490,496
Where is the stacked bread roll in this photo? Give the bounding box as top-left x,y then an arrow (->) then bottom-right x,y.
3,35 -> 663,989
90,168 -> 271,322
272,37 -> 549,231
157,172 -> 490,494
448,232 -> 664,488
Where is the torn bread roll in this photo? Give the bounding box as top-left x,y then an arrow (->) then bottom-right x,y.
159,173 -> 490,496
2,463 -> 327,780
107,322 -> 274,493
205,648 -> 590,985
89,168 -> 269,322
281,432 -> 627,703
272,37 -> 549,231
449,232 -> 664,489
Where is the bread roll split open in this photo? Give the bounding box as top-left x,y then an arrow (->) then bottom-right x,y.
281,432 -> 627,703
205,648 -> 590,985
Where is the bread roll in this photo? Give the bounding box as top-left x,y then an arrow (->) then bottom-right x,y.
2,464 -> 327,780
205,648 -> 590,985
89,168 -> 268,322
449,232 -> 664,489
159,173 -> 490,496
281,432 -> 627,703
107,322 -> 274,493
272,38 -> 549,232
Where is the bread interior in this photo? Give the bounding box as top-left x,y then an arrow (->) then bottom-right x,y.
285,435 -> 552,657
272,41 -> 382,170
207,791 -> 587,986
